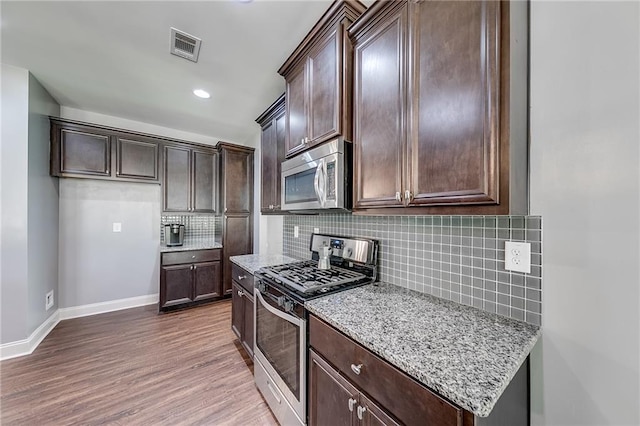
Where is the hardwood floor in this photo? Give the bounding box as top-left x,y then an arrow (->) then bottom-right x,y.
0,300 -> 278,425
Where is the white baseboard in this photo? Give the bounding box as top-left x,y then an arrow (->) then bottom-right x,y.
0,293 -> 158,361
0,310 -> 61,361
58,294 -> 158,320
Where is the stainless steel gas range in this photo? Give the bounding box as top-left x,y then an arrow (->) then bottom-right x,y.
253,233 -> 378,426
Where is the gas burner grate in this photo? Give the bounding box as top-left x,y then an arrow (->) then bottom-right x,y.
261,260 -> 366,293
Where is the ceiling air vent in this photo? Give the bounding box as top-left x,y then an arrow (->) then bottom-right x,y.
170,27 -> 202,63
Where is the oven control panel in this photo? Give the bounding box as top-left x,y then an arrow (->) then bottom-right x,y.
310,233 -> 376,265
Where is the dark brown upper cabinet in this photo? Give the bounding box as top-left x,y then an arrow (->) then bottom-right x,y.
278,0 -> 366,158
350,0 -> 528,215
256,94 -> 287,214
162,145 -> 217,213
50,118 -> 160,183
218,143 -> 254,296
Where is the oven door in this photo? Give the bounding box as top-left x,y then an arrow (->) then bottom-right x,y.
254,287 -> 306,423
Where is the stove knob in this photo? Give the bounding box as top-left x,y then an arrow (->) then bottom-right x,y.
257,281 -> 266,293
277,296 -> 285,307
345,248 -> 353,257
283,299 -> 294,313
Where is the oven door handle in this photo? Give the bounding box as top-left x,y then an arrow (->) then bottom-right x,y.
313,159 -> 325,207
255,289 -> 303,327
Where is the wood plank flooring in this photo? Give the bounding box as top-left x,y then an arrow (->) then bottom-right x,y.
0,300 -> 278,425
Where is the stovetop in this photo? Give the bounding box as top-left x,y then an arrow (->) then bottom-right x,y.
260,260 -> 367,293
256,233 -> 379,303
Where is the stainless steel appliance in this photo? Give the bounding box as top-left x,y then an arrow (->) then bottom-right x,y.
253,233 -> 378,426
281,139 -> 352,212
163,223 -> 185,246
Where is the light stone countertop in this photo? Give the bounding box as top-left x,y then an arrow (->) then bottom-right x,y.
160,240 -> 223,253
229,253 -> 300,275
305,283 -> 541,418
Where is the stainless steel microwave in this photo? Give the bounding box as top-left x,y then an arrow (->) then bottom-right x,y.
281,139 -> 352,212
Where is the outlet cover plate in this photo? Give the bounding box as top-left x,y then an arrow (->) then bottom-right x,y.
46,290 -> 54,310
294,226 -> 299,238
113,222 -> 122,233
505,241 -> 531,273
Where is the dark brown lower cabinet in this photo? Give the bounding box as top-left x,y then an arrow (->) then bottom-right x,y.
231,262 -> 254,359
309,315 -> 471,426
159,249 -> 222,311
231,282 -> 254,359
309,350 -> 399,426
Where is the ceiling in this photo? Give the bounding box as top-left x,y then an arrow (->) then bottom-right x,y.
1,0 -> 341,145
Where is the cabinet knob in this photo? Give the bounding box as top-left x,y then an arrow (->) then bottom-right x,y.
348,398 -> 357,412
395,191 -> 402,203
193,265 -> 197,270
191,255 -> 196,259
190,265 -> 193,270
350,363 -> 363,375
238,289 -> 244,297
300,138 -> 305,146
357,405 -> 367,420
405,189 -> 414,203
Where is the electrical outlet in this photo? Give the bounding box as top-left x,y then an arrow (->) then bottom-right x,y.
505,241 -> 531,273
112,222 -> 122,233
294,226 -> 299,238
45,290 -> 54,310
314,227 -> 320,234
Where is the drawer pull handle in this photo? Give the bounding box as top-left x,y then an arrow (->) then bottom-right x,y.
357,405 -> 367,420
191,255 -> 196,259
266,380 -> 281,404
238,275 -> 247,281
351,363 -> 363,375
348,398 -> 357,412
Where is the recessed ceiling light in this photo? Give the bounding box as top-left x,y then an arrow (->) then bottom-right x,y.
193,89 -> 210,99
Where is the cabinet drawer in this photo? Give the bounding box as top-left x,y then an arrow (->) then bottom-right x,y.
161,249 -> 221,266
309,316 -> 464,426
231,263 -> 254,293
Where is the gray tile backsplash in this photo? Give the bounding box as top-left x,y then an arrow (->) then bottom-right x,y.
283,215 -> 542,326
161,215 -> 221,243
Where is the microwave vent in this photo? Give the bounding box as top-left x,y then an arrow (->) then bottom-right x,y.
170,27 -> 201,62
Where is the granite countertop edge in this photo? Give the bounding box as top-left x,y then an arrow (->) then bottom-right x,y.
305,283 -> 541,418
160,241 -> 223,252
229,253 -> 301,275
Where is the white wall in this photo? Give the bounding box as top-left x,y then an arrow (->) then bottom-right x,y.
58,179 -> 160,307
1,65 -> 30,344
27,73 -> 61,334
529,2 -> 640,425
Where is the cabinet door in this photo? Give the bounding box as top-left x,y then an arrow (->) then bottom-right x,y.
222,214 -> 253,296
308,30 -> 339,145
359,394 -> 401,426
260,120 -> 277,212
116,136 -> 159,181
285,63 -> 308,157
59,128 -> 111,177
160,264 -> 193,309
231,281 -> 244,339
309,349 -> 359,426
410,0 -> 500,206
242,290 -> 254,359
274,112 -> 286,211
192,149 -> 218,213
163,145 -> 191,212
193,261 -> 222,302
353,3 -> 408,209
221,148 -> 253,214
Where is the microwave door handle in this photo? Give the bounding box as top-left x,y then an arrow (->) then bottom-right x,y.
313,160 -> 324,206
321,161 -> 328,207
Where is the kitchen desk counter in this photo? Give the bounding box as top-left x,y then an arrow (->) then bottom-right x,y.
305,282 -> 540,418
160,240 -> 223,253
229,253 -> 300,275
